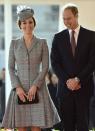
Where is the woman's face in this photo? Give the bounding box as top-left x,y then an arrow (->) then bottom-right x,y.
20,17 -> 35,35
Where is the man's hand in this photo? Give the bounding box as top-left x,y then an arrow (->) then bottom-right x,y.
66,78 -> 81,91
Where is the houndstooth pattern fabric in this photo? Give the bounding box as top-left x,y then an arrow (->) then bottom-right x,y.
2,36 -> 60,129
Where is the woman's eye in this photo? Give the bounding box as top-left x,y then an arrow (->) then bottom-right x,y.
29,21 -> 33,24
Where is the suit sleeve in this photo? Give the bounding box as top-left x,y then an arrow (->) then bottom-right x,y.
8,40 -> 22,90
51,35 -> 69,83
32,39 -> 49,88
77,32 -> 95,82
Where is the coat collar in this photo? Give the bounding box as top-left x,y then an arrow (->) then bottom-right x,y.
20,35 -> 38,53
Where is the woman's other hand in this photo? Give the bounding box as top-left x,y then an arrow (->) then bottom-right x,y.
28,85 -> 37,101
16,87 -> 27,102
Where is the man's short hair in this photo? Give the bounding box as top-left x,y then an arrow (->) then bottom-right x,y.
63,3 -> 78,16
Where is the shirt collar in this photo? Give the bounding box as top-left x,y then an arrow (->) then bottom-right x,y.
69,25 -> 80,34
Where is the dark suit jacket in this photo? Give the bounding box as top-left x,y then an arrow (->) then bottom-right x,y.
51,27 -> 95,101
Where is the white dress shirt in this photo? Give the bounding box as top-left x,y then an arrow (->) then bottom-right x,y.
69,25 -> 80,45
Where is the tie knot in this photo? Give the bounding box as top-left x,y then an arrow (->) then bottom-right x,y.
72,30 -> 75,34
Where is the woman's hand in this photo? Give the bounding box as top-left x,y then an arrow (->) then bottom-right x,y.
27,85 -> 37,101
16,87 -> 27,102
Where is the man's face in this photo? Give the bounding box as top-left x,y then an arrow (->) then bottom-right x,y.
63,9 -> 78,30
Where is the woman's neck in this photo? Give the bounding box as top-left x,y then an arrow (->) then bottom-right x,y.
23,34 -> 34,48
24,34 -> 34,43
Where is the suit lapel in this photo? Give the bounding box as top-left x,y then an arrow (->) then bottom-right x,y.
74,27 -> 84,58
64,30 -> 75,59
65,30 -> 73,56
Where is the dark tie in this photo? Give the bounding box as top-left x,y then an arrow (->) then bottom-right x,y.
71,30 -> 76,56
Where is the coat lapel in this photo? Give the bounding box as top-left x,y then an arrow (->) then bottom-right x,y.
20,36 -> 38,54
28,36 -> 38,53
20,37 -> 28,55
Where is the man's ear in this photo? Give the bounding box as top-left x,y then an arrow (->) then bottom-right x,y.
76,13 -> 78,18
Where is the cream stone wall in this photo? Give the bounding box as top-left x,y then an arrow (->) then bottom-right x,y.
59,1 -> 95,31
1,0 -> 95,30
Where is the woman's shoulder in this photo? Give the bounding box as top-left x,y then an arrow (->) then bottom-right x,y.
11,37 -> 22,43
35,37 -> 48,50
10,37 -> 22,49
35,36 -> 47,44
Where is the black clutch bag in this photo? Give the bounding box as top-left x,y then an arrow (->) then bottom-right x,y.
17,92 -> 39,105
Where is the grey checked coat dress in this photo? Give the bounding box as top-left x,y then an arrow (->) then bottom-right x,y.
2,36 -> 60,129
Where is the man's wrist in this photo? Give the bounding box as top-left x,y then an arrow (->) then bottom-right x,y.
74,77 -> 80,83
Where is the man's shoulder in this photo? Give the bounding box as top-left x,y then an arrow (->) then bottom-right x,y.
80,26 -> 95,34
55,29 -> 68,37
80,27 -> 95,41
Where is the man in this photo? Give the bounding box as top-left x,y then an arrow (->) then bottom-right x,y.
89,72 -> 95,129
51,3 -> 95,131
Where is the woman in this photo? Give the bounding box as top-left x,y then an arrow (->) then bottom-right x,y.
46,70 -> 58,106
2,6 -> 60,131
45,70 -> 64,131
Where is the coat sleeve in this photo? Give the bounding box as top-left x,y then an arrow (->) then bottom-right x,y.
32,39 -> 49,88
8,40 -> 22,90
51,35 -> 69,83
